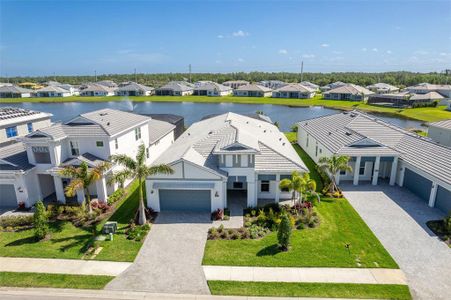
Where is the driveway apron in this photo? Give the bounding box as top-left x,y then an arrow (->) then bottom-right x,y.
106,212 -> 212,294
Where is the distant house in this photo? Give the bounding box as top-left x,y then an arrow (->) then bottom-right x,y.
428,120 -> 451,147
43,81 -> 79,96
323,84 -> 373,101
116,82 -> 154,96
368,91 -> 443,107
97,80 -> 118,89
79,83 -> 116,96
320,81 -> 347,92
193,82 -> 233,96
405,83 -> 451,98
259,80 -> 287,90
0,85 -> 33,98
366,83 -> 399,94
234,84 -> 272,97
155,81 -> 194,96
18,82 -> 43,90
272,83 -> 316,99
300,81 -> 319,91
35,86 -> 72,97
222,80 -> 250,89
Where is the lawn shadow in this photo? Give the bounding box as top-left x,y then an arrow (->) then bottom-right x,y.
50,233 -> 94,253
256,244 -> 282,256
5,236 -> 39,247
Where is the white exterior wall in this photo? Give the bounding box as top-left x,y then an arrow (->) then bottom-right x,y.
147,131 -> 174,164
297,127 -> 334,164
0,118 -> 51,144
0,170 -> 39,207
428,126 -> 451,147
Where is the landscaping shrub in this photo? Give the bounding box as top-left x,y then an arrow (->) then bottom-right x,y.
126,223 -> 150,241
0,215 -> 33,230
107,188 -> 125,204
277,214 -> 292,251
211,208 -> 225,221
33,201 -> 49,240
91,200 -> 112,214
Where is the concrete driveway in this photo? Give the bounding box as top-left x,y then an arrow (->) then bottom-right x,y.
342,184 -> 451,300
106,212 -> 212,294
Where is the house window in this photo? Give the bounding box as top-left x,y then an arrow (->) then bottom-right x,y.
233,182 -> 243,189
135,127 -> 141,140
146,147 -> 149,158
315,145 -> 318,156
27,123 -> 33,133
280,186 -> 289,192
70,141 -> 80,156
261,180 -> 270,192
115,139 -> 118,149
96,141 -> 104,147
319,148 -> 322,154
306,135 -> 309,147
340,170 -> 346,175
5,126 -> 18,138
359,162 -> 365,175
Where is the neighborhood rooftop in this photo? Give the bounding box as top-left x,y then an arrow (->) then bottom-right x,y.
428,119 -> 451,130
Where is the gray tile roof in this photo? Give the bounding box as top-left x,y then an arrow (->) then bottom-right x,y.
148,119 -> 176,144
428,119 -> 451,130
35,85 -> 70,93
0,142 -> 34,171
274,83 -> 316,93
298,111 -> 451,186
157,81 -> 194,92
0,85 -> 33,94
116,82 -> 154,92
300,81 -> 319,89
152,112 -> 307,176
236,84 -> 272,92
81,83 -> 116,93
323,84 -> 373,96
366,83 -> 399,91
409,91 -> 444,100
194,82 -> 232,92
62,153 -> 106,167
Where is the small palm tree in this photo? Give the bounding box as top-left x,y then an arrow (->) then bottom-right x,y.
299,172 -> 320,203
59,161 -> 111,213
110,144 -> 174,225
279,171 -> 304,203
318,155 -> 352,194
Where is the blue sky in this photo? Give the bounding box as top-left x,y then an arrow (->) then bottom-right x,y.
1,0 -> 450,76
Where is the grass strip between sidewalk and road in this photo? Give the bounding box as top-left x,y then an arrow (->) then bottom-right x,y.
208,281 -> 412,299
0,272 -> 113,289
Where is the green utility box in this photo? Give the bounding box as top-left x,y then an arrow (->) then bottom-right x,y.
103,221 -> 118,234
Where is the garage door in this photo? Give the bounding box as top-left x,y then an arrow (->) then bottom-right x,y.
159,189 -> 211,212
0,184 -> 17,208
403,168 -> 432,203
435,186 -> 451,214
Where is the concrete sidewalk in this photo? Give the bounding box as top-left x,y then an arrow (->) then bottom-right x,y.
203,266 -> 407,284
0,287 -> 358,300
0,257 -> 131,276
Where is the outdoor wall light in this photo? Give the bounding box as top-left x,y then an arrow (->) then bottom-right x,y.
17,187 -> 24,193
215,191 -> 219,197
150,189 -> 154,194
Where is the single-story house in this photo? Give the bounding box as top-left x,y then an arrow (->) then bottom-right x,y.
259,80 -> 288,90
193,82 -> 233,96
222,80 -> 249,89
320,81 -> 346,92
323,84 -> 373,101
367,91 -> 444,107
405,83 -> 451,98
0,86 -> 33,98
366,83 -> 399,94
272,83 -> 316,99
96,80 -> 118,89
79,83 -> 116,96
116,82 -> 154,96
300,81 -> 320,91
34,86 -> 72,97
234,84 -> 272,97
146,112 -> 308,212
155,81 -> 194,96
297,111 -> 451,214
428,119 -> 451,147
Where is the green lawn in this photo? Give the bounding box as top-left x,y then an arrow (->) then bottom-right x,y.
203,196 -> 397,268
291,142 -> 324,192
208,281 -> 411,299
1,94 -> 449,122
0,181 -> 144,262
0,272 -> 113,289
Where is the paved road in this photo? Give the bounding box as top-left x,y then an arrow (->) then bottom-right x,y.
106,212 -> 212,294
342,184 -> 451,300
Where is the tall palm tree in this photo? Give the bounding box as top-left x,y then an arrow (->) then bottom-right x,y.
110,144 -> 174,225
59,161 -> 111,213
279,171 -> 304,203
318,155 -> 352,194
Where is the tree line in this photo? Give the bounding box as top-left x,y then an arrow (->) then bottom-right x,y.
1,71 -> 449,88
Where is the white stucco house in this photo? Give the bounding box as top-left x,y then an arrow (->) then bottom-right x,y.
193,82 -> 233,96
323,84 -> 373,101
233,84 -> 272,97
146,112 -> 308,212
366,83 -> 399,94
427,119 -> 451,147
0,85 -> 33,98
155,81 -> 194,96
0,107 -> 52,146
115,82 -> 154,96
405,83 -> 451,98
222,80 -> 250,90
34,85 -> 72,97
0,109 -> 175,209
272,83 -> 316,99
80,83 -> 116,96
297,111 -> 451,214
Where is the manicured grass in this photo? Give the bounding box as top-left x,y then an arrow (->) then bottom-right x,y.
203,196 -> 397,268
208,281 -> 411,299
0,272 -> 113,289
1,94 -> 449,122
291,142 -> 324,192
0,181 -> 144,262
284,132 -> 297,143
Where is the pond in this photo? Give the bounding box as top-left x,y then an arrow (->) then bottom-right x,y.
0,101 -> 425,131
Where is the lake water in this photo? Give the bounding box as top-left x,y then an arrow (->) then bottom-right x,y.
0,101 -> 425,131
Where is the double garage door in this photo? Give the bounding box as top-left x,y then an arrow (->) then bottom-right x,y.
0,184 -> 17,208
159,189 -> 211,212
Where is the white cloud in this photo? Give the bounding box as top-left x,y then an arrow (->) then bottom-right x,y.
302,54 -> 315,59
372,48 -> 378,52
361,47 -> 367,52
386,50 -> 392,54
278,49 -> 288,55
320,43 -> 330,48
217,34 -> 224,39
232,30 -> 249,37
237,58 -> 245,62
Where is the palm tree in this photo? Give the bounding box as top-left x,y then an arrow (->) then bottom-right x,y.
318,155 -> 352,194
59,161 -> 111,213
110,144 -> 174,225
279,171 -> 304,204
299,172 -> 319,203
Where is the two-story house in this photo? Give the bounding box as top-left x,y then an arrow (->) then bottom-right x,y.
146,112 -> 308,212
0,109 -> 175,209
